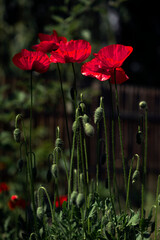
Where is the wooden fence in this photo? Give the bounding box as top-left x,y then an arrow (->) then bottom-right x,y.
31,82 -> 160,192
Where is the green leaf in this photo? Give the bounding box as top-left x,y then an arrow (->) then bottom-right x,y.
127,210 -> 140,226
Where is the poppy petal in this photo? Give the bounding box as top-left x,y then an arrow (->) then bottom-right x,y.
81,58 -> 111,81
110,67 -> 129,84
94,44 -> 133,68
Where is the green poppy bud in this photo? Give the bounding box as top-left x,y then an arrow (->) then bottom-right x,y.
132,170 -> 140,184
82,114 -> 89,124
70,191 -> 78,205
76,193 -> 85,208
72,120 -> 80,133
79,102 -> 86,114
37,206 -> 44,219
51,164 -> 58,179
55,138 -> 64,150
94,107 -> 103,124
84,123 -> 94,137
139,101 -> 147,110
13,128 -> 21,143
106,222 -> 115,236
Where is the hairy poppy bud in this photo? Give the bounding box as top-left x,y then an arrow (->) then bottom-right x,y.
13,128 -> 21,143
37,206 -> 44,219
51,164 -> 58,179
70,191 -> 78,205
72,120 -> 80,133
84,123 -> 94,137
139,101 -> 147,110
136,130 -> 143,144
79,102 -> 86,114
132,170 -> 140,184
94,107 -> 103,124
82,114 -> 89,125
76,193 -> 85,208
55,138 -> 64,150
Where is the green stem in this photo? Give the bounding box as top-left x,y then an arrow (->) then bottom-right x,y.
96,123 -> 100,192
125,156 -> 134,211
29,71 -> 38,235
71,63 -> 77,109
101,97 -> 117,225
68,128 -> 76,208
38,186 -> 54,224
57,63 -> 71,157
114,68 -> 127,191
155,175 -> 160,240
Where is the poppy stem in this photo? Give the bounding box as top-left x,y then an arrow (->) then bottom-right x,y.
114,68 -> 127,191
109,80 -> 121,213
56,63 -> 71,158
71,63 -> 77,110
29,71 -> 38,236
155,175 -> 160,240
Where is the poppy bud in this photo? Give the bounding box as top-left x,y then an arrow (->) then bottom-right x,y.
132,170 -> 140,184
82,114 -> 89,124
13,128 -> 21,143
76,193 -> 85,208
37,206 -> 44,219
136,130 -> 143,144
84,123 -> 94,137
79,102 -> 86,114
51,164 -> 58,179
139,101 -> 147,110
70,191 -> 78,205
72,120 -> 80,133
55,138 -> 64,150
94,107 -> 103,124
106,222 -> 115,236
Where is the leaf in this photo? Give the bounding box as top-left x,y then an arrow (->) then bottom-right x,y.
88,205 -> 97,218
127,211 -> 140,226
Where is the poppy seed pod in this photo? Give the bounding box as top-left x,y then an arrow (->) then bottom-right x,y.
36,206 -> 44,219
51,164 -> 58,179
70,191 -> 78,205
94,107 -> 103,124
55,138 -> 64,150
84,123 -> 94,137
76,193 -> 85,208
13,128 -> 21,143
132,170 -> 140,184
139,101 -> 147,110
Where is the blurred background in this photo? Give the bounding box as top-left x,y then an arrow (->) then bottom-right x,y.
0,0 -> 160,206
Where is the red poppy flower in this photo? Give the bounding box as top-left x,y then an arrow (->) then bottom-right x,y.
54,195 -> 67,208
8,195 -> 26,210
81,57 -> 129,84
32,30 -> 67,53
50,40 -> 91,63
12,49 -> 50,73
94,44 -> 133,68
0,182 -> 9,193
